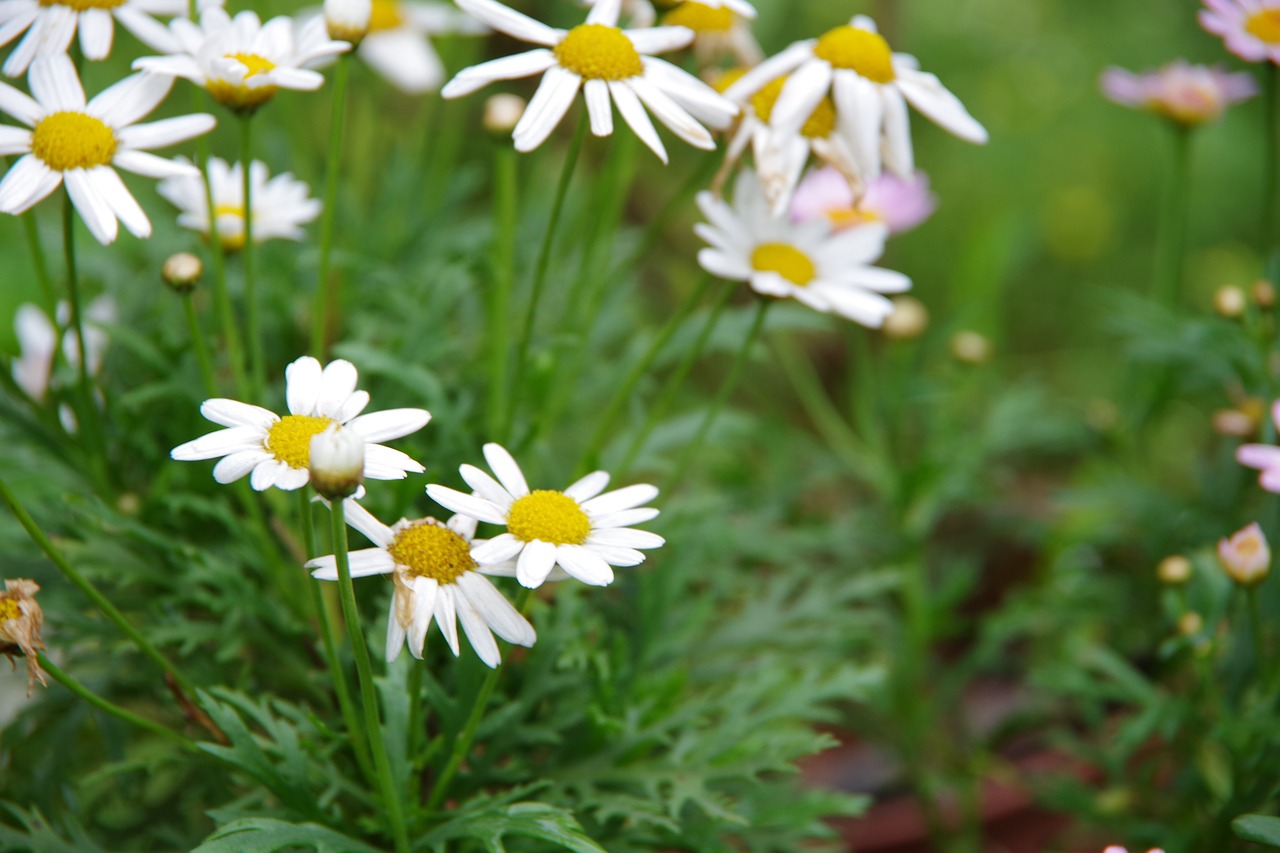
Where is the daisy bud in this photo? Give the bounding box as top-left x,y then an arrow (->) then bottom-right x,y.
325,0 -> 371,46
1157,555 -> 1192,585
1177,611 -> 1203,637
1255,279 -> 1276,308
882,296 -> 928,340
162,252 -> 203,293
950,330 -> 992,364
1213,407 -> 1258,437
483,94 -> 526,134
1214,284 -> 1246,318
1217,522 -> 1270,587
309,425 -> 365,500
0,579 -> 47,696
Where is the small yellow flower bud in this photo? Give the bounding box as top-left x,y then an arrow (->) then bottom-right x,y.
1214,285 -> 1246,318
484,94 -> 527,134
1177,611 -> 1203,636
1218,522 -> 1270,587
1255,279 -> 1276,308
325,0 -> 371,45
0,579 -> 47,695
162,252 -> 203,293
950,330 -> 992,364
1157,555 -> 1192,585
882,296 -> 928,340
309,425 -> 365,500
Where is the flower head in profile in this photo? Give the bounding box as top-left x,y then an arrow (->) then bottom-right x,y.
696,169 -> 911,327
158,157 -> 321,251
1236,402 -> 1280,490
307,501 -> 536,667
662,1 -> 761,68
426,443 -> 664,589
1101,61 -> 1255,125
791,165 -> 936,235
0,579 -> 47,695
1201,0 -> 1280,64
1218,522 -> 1270,586
0,55 -> 215,244
442,0 -> 737,162
171,356 -> 430,491
133,6 -> 350,113
725,14 -> 986,182
0,0 -> 182,77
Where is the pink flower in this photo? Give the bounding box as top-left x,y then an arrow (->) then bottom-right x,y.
1102,848 -> 1166,853
1101,60 -> 1255,125
1201,0 -> 1280,64
790,166 -> 936,236
1237,401 -> 1280,490
1218,522 -> 1271,586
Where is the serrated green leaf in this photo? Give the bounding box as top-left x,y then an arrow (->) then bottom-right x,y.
192,818 -> 384,853
421,800 -> 606,853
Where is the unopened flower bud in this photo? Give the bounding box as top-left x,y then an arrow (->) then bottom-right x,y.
1177,611 -> 1203,637
950,330 -> 992,364
484,94 -> 526,134
1157,555 -> 1192,585
1213,408 -> 1258,437
1218,521 -> 1270,587
325,0 -> 370,44
1255,279 -> 1276,308
162,252 -> 203,293
1214,285 -> 1246,318
882,296 -> 928,340
0,579 -> 47,695
309,425 -> 365,500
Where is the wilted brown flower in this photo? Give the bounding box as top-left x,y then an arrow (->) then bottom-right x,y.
0,579 -> 47,694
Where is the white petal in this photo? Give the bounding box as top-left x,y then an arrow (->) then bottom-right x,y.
170,425 -> 264,460
482,443 -> 529,499
116,114 -> 216,151
555,544 -> 614,586
359,31 -> 445,95
455,591 -> 500,667
895,68 -> 987,144
77,8 -> 113,60
64,168 -> 118,245
112,4 -> 178,53
610,79 -> 665,162
318,359 -> 359,418
564,470 -> 609,502
341,498 -> 396,547
88,71 -> 173,127
880,84 -> 913,176
515,539 -> 556,588
641,56 -> 736,129
459,463 -> 515,507
470,532 -> 523,564
306,547 -> 397,580
829,264 -> 911,294
426,485 -> 509,525
385,595 -> 406,662
29,54 -> 84,112
201,398 -> 278,429
88,166 -> 150,239
456,572 -> 535,646
512,66 -> 580,152
592,507 -> 659,528
626,26 -> 691,55
286,355 -> 323,415
583,543 -> 646,566
454,0 -> 561,45
833,71 -> 881,180
249,459 -> 291,491
772,58 -> 832,140
441,48 -> 556,99
212,449 -> 272,484
348,408 -> 431,442
113,149 -> 199,179
0,154 -> 56,215
585,0 -> 620,25
813,282 -> 895,327
581,483 -> 658,515
363,444 -> 425,479
722,40 -> 811,102
629,76 -> 712,150
589,527 -> 664,549
433,582 -> 460,655
409,576 -> 440,657
0,79 -> 40,125
583,77 -> 612,137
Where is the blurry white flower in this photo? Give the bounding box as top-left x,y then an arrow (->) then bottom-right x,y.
791,165 -> 936,235
307,501 -> 535,667
582,0 -> 655,28
133,6 -> 350,112
426,442 -> 664,589
662,1 -> 761,67
1101,60 -> 1255,126
12,297 -> 114,402
325,0 -> 371,44
356,0 -> 486,94
0,0 -> 181,77
157,157 -> 321,251
695,169 -> 910,327
171,356 -> 430,491
0,55 -> 214,244
442,0 -> 737,162
1200,0 -> 1280,64
1218,522 -> 1270,586
725,14 -> 986,181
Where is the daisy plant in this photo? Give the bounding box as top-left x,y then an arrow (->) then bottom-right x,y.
0,0 -> 181,78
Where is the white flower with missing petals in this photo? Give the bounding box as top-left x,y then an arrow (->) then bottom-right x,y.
0,0 -> 182,77
170,356 -> 431,491
725,14 -> 986,182
307,501 -> 535,667
426,443 -> 664,589
0,55 -> 215,244
442,0 -> 737,162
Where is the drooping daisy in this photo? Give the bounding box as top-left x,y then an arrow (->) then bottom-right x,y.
133,6 -> 350,113
696,169 -> 911,328
0,55 -> 215,244
1101,60 -> 1255,126
441,0 -> 737,162
157,157 -> 321,251
662,0 -> 760,68
426,443 -> 664,589
1201,0 -> 1280,63
171,356 -> 431,491
725,14 -> 986,181
308,501 -> 536,666
353,0 -> 486,94
0,0 -> 181,77
791,165 -> 936,236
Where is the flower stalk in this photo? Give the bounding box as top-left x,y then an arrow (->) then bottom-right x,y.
312,54 -> 352,359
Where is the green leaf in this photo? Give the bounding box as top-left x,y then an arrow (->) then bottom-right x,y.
0,803 -> 107,853
1234,814 -> 1280,846
192,818 -> 384,853
421,799 -> 607,853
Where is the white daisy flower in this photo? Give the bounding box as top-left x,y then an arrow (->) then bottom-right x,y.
157,156 -> 321,251
724,14 -> 986,181
354,0 -> 486,94
441,0 -> 737,162
662,1 -> 761,67
132,6 -> 350,113
426,442 -> 664,589
695,169 -> 911,328
0,55 -> 215,244
11,296 -> 113,401
307,501 -> 536,667
584,0 -> 754,27
170,355 -> 431,491
0,0 -> 181,77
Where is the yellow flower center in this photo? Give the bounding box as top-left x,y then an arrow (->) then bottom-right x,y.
554,24 -> 644,81
207,53 -> 279,111
713,66 -> 747,94
388,519 -> 476,585
0,599 -> 19,621
829,206 -> 881,229
265,415 -> 334,469
369,0 -> 403,32
750,77 -> 836,138
30,112 -> 117,171
813,25 -> 895,84
664,2 -> 735,33
38,0 -> 124,9
751,242 -> 816,286
1247,9 -> 1280,44
211,203 -> 247,250
507,490 -> 591,545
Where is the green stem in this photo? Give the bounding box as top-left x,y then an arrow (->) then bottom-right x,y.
1248,586 -> 1266,675
61,190 -> 109,490
183,292 -> 218,398
504,112 -> 588,441
487,143 -> 519,439
38,654 -> 197,751
1153,123 -> 1192,306
618,282 -> 735,478
312,55 -> 351,359
331,501 -> 409,853
665,299 -> 769,494
198,134 -> 248,400
0,477 -> 197,698
1265,64 -> 1280,280
578,273 -> 713,475
239,116 -> 264,395
16,193 -> 54,316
